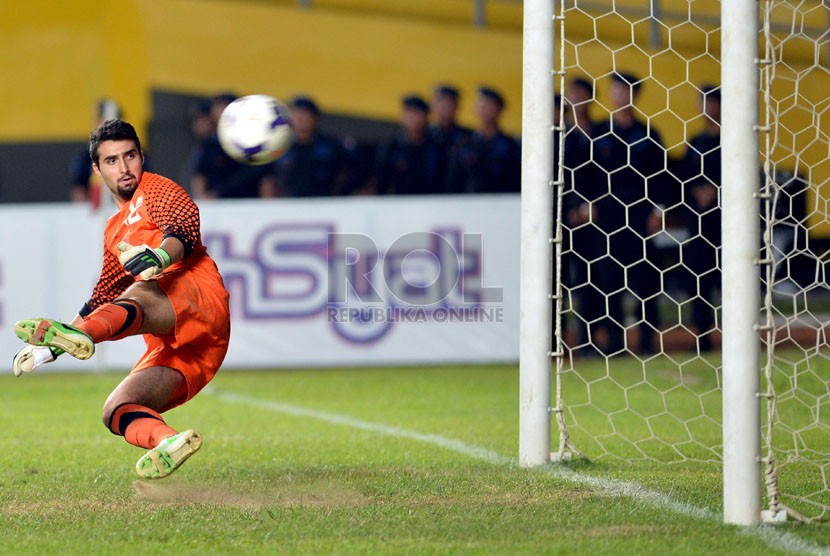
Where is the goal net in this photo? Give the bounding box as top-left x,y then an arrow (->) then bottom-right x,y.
521,0 -> 830,524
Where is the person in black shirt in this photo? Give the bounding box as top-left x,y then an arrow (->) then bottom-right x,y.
190,93 -> 269,199
679,85 -> 721,351
592,72 -> 668,355
430,84 -> 471,147
70,99 -> 123,206
372,94 -> 447,195
561,77 -> 607,356
450,86 -> 521,194
261,96 -> 350,197
430,84 -> 472,193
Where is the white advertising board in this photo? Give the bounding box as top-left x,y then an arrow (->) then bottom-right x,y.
0,195 -> 520,373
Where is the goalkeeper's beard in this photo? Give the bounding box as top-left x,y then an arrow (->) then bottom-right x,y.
117,177 -> 138,200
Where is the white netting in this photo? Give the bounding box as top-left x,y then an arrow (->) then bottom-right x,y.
553,0 -> 830,522
759,0 -> 830,524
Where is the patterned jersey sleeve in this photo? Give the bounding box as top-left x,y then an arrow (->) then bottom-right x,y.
80,247 -> 135,317
144,173 -> 202,256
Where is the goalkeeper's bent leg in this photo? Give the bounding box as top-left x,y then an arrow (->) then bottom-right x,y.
107,403 -> 201,480
107,403 -> 178,449
80,299 -> 144,342
14,319 -> 94,360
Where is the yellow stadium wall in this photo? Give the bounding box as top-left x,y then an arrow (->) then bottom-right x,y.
0,0 -> 523,142
0,0 -> 827,235
0,0 -> 821,153
0,1 -> 149,141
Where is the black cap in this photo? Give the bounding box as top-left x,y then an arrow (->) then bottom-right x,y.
212,92 -> 237,105
291,95 -> 321,116
700,84 -> 721,103
478,86 -> 505,108
570,77 -> 593,97
611,72 -> 642,94
434,84 -> 460,100
402,94 -> 430,113
190,99 -> 211,118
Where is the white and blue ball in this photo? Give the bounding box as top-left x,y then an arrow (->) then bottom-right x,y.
217,94 -> 292,165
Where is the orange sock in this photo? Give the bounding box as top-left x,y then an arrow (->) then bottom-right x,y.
79,300 -> 144,343
107,403 -> 177,449
125,418 -> 178,449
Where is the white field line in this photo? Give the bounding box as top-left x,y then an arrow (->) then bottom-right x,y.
206,387 -> 830,556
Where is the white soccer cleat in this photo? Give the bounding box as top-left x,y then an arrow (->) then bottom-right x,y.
12,345 -> 61,377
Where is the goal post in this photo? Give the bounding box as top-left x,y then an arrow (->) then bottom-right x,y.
519,0 -> 555,468
720,0 -> 762,526
520,0 -> 830,525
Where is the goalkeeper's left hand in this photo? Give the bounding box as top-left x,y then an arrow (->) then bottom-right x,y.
117,241 -> 172,280
13,345 -> 62,377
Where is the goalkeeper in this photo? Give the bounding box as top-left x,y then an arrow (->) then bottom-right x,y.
12,119 -> 231,480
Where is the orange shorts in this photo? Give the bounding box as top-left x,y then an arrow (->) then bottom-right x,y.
131,255 -> 230,408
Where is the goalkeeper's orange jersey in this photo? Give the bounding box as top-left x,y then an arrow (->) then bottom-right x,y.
84,172 -> 206,312
82,171 -> 231,403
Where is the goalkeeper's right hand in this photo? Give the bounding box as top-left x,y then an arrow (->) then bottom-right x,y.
12,345 -> 62,377
117,241 -> 172,280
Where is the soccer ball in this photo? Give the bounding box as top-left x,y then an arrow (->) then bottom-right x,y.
217,94 -> 292,165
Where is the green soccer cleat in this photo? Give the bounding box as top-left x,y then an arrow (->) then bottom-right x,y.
14,318 -> 94,360
135,430 -> 202,480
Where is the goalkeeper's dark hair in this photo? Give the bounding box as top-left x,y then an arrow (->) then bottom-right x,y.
89,119 -> 142,166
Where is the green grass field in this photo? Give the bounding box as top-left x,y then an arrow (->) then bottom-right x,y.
0,364 -> 828,555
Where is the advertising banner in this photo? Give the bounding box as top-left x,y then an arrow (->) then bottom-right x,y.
0,195 -> 520,372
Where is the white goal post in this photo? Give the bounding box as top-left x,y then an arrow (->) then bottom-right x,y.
720,0 -> 762,526
519,0 -> 555,468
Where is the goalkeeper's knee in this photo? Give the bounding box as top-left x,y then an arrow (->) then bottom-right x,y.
105,402 -> 163,437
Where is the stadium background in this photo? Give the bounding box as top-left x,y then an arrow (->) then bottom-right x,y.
0,0 -> 829,536
0,0 -> 826,234
0,0 -> 525,203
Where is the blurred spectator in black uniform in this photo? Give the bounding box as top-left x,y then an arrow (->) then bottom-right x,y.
371,94 -> 447,195
769,168 -> 809,295
70,98 -> 122,206
679,85 -> 721,351
430,84 -> 472,192
190,92 -> 269,199
560,77 -> 606,356
592,72 -> 669,355
450,86 -> 521,193
189,100 -> 214,149
180,99 -> 213,188
260,95 -> 351,197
